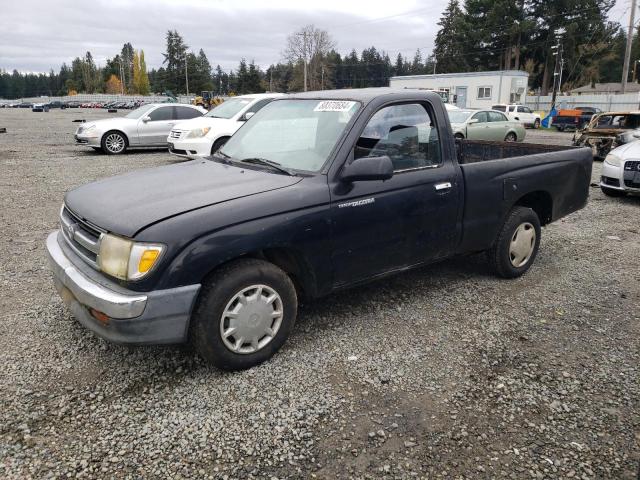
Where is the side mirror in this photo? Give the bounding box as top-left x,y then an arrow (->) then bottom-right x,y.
142,116 -> 151,122
341,156 -> 393,183
468,118 -> 479,124
242,111 -> 256,121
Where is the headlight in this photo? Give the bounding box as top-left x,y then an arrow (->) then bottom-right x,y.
604,154 -> 622,167
186,127 -> 211,138
98,234 -> 164,281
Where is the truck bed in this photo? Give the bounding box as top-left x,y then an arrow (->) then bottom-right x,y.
457,139 -> 576,164
454,140 -> 593,254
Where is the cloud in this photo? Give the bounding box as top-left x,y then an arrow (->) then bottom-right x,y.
0,0 -> 442,73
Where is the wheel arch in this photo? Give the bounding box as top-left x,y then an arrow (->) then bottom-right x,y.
101,129 -> 130,146
513,190 -> 553,225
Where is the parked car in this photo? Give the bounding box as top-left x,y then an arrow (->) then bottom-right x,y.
18,102 -> 34,108
448,109 -> 525,142
168,93 -> 284,159
74,103 -> 206,154
47,89 -> 592,370
552,106 -> 601,131
32,103 -> 50,112
492,104 -> 541,129
46,100 -> 67,109
65,101 -> 82,108
600,140 -> 640,197
572,111 -> 640,159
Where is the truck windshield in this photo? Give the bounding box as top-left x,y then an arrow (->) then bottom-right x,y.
219,99 -> 361,173
205,98 -> 254,119
448,110 -> 473,123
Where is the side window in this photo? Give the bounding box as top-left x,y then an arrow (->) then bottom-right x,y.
175,106 -> 202,120
472,112 -> 488,123
488,111 -> 507,122
148,106 -> 173,121
244,99 -> 273,116
355,103 -> 441,171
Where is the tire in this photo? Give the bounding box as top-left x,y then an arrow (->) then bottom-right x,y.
601,187 -> 627,197
556,125 -> 565,132
533,119 -> 540,129
190,258 -> 298,370
487,206 -> 541,278
211,137 -> 229,155
101,131 -> 127,155
505,132 -> 517,142
454,133 -> 465,141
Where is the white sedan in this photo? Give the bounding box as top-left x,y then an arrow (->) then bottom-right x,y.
167,93 -> 284,159
74,103 -> 207,154
600,140 -> 640,197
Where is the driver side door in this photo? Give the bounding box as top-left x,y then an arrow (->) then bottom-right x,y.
466,111 -> 489,140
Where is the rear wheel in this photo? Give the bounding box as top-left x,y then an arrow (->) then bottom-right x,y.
190,259 -> 298,370
211,137 -> 229,155
505,132 -> 517,142
101,131 -> 127,154
488,206 -> 541,278
601,187 -> 627,197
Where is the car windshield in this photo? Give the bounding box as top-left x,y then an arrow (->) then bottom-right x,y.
124,104 -> 156,119
219,99 -> 360,173
448,110 -> 473,123
205,98 -> 254,119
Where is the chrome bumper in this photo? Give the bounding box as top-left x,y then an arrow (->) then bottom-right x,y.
46,231 -> 200,344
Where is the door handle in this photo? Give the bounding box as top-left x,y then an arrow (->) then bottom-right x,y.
435,182 -> 452,191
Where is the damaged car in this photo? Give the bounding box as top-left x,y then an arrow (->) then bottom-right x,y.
573,111 -> 640,159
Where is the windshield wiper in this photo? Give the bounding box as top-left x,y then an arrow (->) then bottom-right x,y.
239,157 -> 295,176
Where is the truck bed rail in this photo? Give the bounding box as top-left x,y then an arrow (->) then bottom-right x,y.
458,140 -> 576,164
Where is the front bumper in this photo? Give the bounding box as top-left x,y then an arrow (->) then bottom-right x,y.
168,137 -> 212,159
600,161 -> 640,193
46,231 -> 200,344
74,133 -> 100,147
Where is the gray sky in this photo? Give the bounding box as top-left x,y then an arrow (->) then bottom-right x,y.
0,0 -> 630,74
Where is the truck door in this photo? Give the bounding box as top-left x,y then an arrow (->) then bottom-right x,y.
329,102 -> 460,287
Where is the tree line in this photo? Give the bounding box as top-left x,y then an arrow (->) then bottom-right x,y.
1,1 -> 639,100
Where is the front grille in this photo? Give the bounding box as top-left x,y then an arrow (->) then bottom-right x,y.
601,176 -> 620,187
169,130 -> 183,139
624,160 -> 640,171
60,206 -> 104,268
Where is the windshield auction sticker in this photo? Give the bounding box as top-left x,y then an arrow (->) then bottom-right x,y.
314,100 -> 356,112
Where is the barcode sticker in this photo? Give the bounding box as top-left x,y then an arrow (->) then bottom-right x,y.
314,100 -> 356,112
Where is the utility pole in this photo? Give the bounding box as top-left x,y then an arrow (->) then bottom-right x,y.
118,59 -> 125,95
184,55 -> 189,96
433,58 -> 437,75
321,65 -> 324,90
550,28 -> 565,112
270,68 -> 273,92
622,0 -> 638,93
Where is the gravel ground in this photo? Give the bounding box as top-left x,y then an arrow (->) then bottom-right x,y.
0,108 -> 638,479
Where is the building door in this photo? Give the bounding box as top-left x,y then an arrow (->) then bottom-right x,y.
456,87 -> 467,108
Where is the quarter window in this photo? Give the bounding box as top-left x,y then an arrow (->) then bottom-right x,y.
478,87 -> 492,99
355,103 -> 441,171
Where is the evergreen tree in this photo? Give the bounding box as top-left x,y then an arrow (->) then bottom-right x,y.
433,0 -> 470,73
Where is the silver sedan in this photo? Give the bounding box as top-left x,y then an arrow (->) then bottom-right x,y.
448,109 -> 526,142
74,103 -> 207,154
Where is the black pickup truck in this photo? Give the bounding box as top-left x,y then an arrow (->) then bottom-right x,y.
46,89 -> 592,370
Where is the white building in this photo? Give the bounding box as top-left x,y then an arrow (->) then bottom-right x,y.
389,70 -> 529,109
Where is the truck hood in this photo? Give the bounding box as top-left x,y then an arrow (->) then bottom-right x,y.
64,160 -> 303,237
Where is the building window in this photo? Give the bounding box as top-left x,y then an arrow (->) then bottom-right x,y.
477,87 -> 492,99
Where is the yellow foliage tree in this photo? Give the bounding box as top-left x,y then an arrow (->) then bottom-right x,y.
105,74 -> 123,94
132,49 -> 151,95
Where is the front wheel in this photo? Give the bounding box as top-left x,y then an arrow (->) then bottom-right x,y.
505,132 -> 517,142
101,131 -> 127,154
190,259 -> 298,370
487,206 -> 541,278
